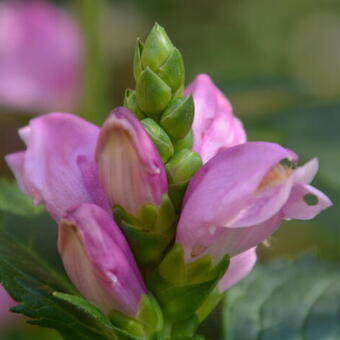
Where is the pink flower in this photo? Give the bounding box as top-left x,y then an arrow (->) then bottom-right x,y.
96,108 -> 167,215
176,142 -> 332,262
0,0 -> 83,111
6,107 -> 166,315
59,203 -> 146,316
185,74 -> 246,163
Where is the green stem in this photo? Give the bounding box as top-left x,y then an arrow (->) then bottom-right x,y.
77,0 -> 110,124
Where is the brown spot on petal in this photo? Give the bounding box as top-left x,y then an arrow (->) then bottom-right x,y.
191,244 -> 207,258
258,163 -> 293,191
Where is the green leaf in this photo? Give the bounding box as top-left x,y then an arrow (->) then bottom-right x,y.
0,180 -> 43,216
223,254 -> 340,340
0,180 -> 62,272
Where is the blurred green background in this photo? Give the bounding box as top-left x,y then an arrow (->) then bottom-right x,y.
0,0 -> 339,339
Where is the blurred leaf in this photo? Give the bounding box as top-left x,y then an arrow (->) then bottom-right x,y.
224,254 -> 340,340
0,181 -> 62,270
0,180 -> 43,217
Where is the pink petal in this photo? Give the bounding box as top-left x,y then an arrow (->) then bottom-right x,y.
6,113 -> 109,221
185,74 -> 246,163
293,158 -> 319,184
0,1 -> 83,111
210,213 -> 282,258
58,203 -> 146,316
218,248 -> 257,292
282,183 -> 332,220
96,107 -> 167,214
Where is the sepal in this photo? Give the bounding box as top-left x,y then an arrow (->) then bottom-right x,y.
141,23 -> 174,72
166,149 -> 202,186
133,39 -> 144,81
141,118 -> 174,162
158,48 -> 185,93
113,194 -> 176,267
147,244 -> 229,322
124,89 -> 145,120
109,294 -> 163,340
136,68 -> 172,117
160,96 -> 194,140
174,131 -> 194,152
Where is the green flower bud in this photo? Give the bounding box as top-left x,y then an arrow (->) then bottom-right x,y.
141,23 -> 174,72
160,95 -> 194,140
109,295 -> 163,339
124,89 -> 145,120
133,38 -> 144,81
166,149 -> 202,185
136,67 -> 172,117
158,48 -> 185,93
174,131 -> 193,152
109,312 -> 146,338
141,118 -> 174,163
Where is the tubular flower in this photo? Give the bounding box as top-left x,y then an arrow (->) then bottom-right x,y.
176,142 -> 332,262
96,107 -> 167,215
0,0 -> 83,111
185,74 -> 246,163
59,203 -> 146,316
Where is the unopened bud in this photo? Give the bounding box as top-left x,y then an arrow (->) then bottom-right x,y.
136,68 -> 172,117
141,118 -> 174,163
160,95 -> 194,140
124,89 -> 145,120
158,48 -> 185,93
174,131 -> 193,152
133,38 -> 144,81
141,23 -> 174,72
166,149 -> 202,186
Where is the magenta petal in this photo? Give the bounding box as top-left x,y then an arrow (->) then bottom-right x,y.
293,158 -> 319,184
282,183 -> 332,220
218,248 -> 257,292
185,74 -> 246,163
96,107 -> 167,214
6,113 -> 109,221
58,203 -> 146,316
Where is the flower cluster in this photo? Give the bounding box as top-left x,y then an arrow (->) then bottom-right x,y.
6,24 -> 332,338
